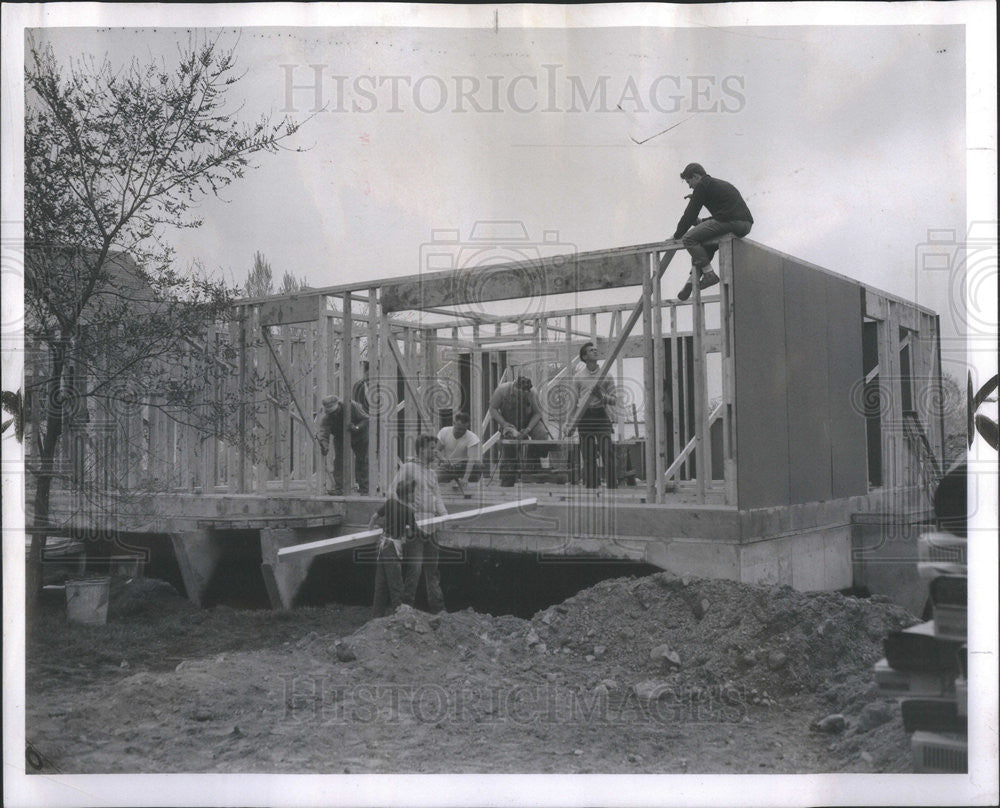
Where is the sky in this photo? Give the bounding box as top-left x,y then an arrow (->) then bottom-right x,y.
19,18 -> 979,377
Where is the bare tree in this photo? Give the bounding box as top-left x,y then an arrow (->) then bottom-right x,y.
23,34 -> 305,608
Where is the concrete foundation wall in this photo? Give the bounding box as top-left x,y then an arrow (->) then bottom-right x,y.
850,512 -> 934,615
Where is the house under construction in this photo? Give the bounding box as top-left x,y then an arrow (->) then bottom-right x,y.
38,232 -> 945,609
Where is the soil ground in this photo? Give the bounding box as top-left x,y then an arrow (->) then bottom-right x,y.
26,571 -> 918,774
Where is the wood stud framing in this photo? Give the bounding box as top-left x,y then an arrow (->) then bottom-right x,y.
79,236 -> 937,512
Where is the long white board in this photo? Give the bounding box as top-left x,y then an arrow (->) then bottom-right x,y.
276,498 -> 538,561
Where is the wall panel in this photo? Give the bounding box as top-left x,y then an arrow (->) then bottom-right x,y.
783,259 -> 832,503
733,240 -> 790,508
826,275 -> 868,498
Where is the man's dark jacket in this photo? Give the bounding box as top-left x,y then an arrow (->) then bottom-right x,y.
673,175 -> 754,239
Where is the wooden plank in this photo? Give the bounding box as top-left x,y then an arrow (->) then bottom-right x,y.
683,337 -> 695,481
197,514 -> 344,530
719,238 -> 738,506
367,288 -> 378,496
641,268 -> 656,502
481,431 -> 501,452
471,326 -> 483,436
404,328 -> 417,455
237,310 -> 248,493
315,310 -> 330,494
691,273 -> 707,503
341,295 -> 354,491
670,307 -> 680,469
258,294 -> 320,326
277,498 -> 539,560
614,310 -> 624,442
381,250 -> 648,312
377,310 -> 395,494
652,256 -> 667,502
881,304 -> 905,493
279,328 -> 290,491
424,328 -> 438,430
564,316 -> 574,439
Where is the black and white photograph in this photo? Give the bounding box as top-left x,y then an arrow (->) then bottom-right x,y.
2,3 -> 997,806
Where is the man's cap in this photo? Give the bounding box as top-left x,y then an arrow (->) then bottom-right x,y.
680,162 -> 706,180
515,375 -> 533,389
321,394 -> 341,411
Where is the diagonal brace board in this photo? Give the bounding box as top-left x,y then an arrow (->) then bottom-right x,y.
385,333 -> 433,426
261,328 -> 318,443
661,402 -> 723,481
565,240 -> 684,434
276,497 -> 538,561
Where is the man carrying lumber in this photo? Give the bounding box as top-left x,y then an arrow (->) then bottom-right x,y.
572,342 -> 618,489
488,375 -> 549,487
316,394 -> 369,495
669,162 -> 754,301
392,434 -> 447,613
436,412 -> 486,491
367,477 -> 421,617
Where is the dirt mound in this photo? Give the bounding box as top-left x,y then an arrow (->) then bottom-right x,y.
519,574 -> 917,697
108,576 -> 190,619
28,571 -> 918,773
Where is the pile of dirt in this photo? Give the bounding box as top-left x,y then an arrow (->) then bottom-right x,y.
321,573 -> 916,696
518,574 -> 917,697
298,572 -> 917,763
27,571 -> 918,773
108,576 -> 192,620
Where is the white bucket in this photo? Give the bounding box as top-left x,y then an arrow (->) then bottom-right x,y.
65,577 -> 111,626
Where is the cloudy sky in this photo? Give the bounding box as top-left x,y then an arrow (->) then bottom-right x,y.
16,8 -> 991,381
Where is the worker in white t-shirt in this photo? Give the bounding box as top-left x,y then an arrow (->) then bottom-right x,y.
436,412 -> 485,489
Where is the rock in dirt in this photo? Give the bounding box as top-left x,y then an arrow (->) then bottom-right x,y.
766,650 -> 788,671
633,680 -> 671,702
857,701 -> 894,732
812,713 -> 847,733
593,645 -> 607,658
335,642 -> 357,662
296,631 -> 319,648
650,644 -> 682,669
108,577 -> 187,619
395,605 -> 431,634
